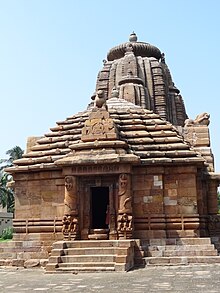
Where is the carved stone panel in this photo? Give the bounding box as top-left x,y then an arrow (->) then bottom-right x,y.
64,176 -> 77,215
118,174 -> 132,214
62,164 -> 131,176
81,108 -> 118,142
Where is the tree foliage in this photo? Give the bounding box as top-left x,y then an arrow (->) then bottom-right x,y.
0,146 -> 24,170
0,173 -> 14,213
0,146 -> 24,213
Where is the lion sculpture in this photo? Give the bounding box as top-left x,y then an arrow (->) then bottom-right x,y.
184,112 -> 210,127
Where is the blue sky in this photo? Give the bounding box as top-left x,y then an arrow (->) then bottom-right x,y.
0,0 -> 219,172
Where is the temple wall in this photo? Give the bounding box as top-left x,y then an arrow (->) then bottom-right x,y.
132,165 -> 200,239
13,170 -> 64,242
11,165 -> 212,243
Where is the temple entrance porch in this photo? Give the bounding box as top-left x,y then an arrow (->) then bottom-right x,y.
61,164 -> 134,241
79,176 -> 118,240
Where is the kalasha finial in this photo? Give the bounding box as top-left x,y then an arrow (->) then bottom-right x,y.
129,31 -> 137,42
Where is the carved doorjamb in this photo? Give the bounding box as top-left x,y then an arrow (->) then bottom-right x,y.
62,176 -> 79,240
117,173 -> 133,239
82,184 -> 90,240
79,176 -> 117,240
108,184 -> 117,240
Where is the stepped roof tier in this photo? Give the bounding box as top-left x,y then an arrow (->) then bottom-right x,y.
8,98 -> 203,172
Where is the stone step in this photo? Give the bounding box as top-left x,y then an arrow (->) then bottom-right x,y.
0,246 -> 42,253
163,250 -> 217,257
145,256 -> 220,266
161,244 -> 216,251
0,240 -> 44,261
148,238 -> 212,246
47,239 -> 136,273
176,238 -> 212,245
147,244 -> 215,253
58,254 -> 115,263
51,247 -> 117,256
0,240 -> 42,248
90,229 -> 109,234
88,234 -> 108,240
52,240 -> 133,250
55,266 -> 115,272
187,256 -> 220,263
0,252 -> 17,259
58,261 -> 115,268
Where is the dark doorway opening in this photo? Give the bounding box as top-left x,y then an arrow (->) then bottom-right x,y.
91,187 -> 109,229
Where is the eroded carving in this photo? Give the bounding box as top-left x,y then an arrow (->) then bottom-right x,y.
62,215 -> 79,240
184,112 -> 210,127
117,213 -> 132,239
63,176 -> 79,240
117,173 -> 133,239
178,197 -> 197,207
92,89 -> 108,110
64,176 -> 77,215
125,43 -> 134,54
65,175 -> 73,191
81,108 -> 118,141
118,174 -> 132,213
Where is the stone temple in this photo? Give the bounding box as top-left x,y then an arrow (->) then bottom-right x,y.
2,33 -> 220,271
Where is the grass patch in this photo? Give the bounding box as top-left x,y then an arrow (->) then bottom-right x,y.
0,238 -> 12,242
0,227 -> 13,240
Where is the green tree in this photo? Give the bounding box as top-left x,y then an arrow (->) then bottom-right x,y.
0,146 -> 24,170
0,172 -> 14,213
0,146 -> 24,213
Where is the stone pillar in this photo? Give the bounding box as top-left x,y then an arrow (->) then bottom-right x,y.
62,176 -> 79,240
207,180 -> 218,215
109,184 -> 117,240
117,173 -> 133,239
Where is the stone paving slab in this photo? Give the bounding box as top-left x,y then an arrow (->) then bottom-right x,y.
1,264 -> 220,292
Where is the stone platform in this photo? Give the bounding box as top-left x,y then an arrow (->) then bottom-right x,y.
0,237 -> 220,271
143,237 -> 220,265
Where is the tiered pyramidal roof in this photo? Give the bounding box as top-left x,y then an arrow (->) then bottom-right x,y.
9,33 -> 204,172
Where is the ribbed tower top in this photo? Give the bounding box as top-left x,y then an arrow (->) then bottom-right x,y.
95,32 -> 188,126
107,32 -> 162,61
